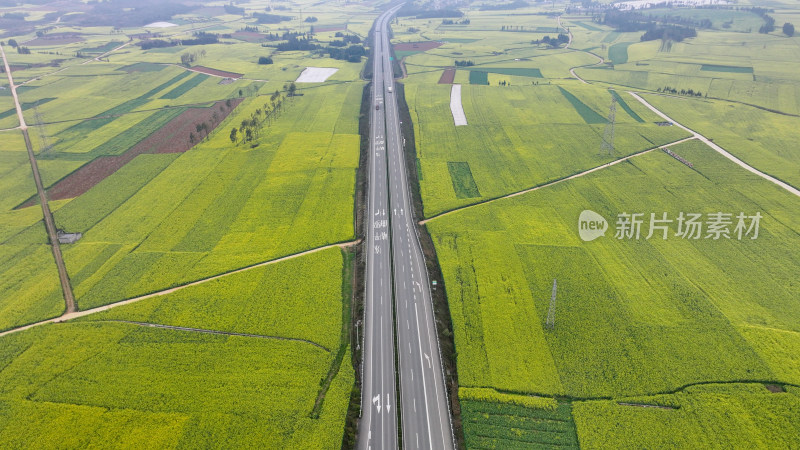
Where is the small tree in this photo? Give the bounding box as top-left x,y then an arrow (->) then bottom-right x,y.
784,22 -> 795,37
288,82 -> 296,98
189,132 -> 196,145
229,127 -> 238,143
8,39 -> 18,48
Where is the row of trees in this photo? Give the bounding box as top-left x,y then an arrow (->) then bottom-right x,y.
501,25 -> 545,31
454,60 -> 475,66
180,49 -> 206,66
641,25 -> 696,42
657,86 -> 703,97
139,32 -> 218,50
229,86 -> 294,144
188,99 -> 235,145
272,36 -> 365,62
533,34 -> 569,47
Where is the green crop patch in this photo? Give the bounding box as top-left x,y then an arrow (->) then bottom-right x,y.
471,67 -> 544,78
462,399 -> 579,449
79,41 -> 124,54
395,50 -> 419,60
610,90 -> 644,122
54,154 -> 178,232
609,42 -> 632,65
86,108 -> 187,157
447,161 -> 481,198
0,98 -> 55,121
160,74 -> 210,100
58,71 -> 192,138
602,32 -> 620,43
428,140 -> 800,403
118,63 -> 167,73
557,87 -> 607,124
700,64 -> 754,74
469,70 -> 489,85
573,384 -> 800,447
573,21 -> 602,31
146,46 -> 185,54
141,71 -> 193,98
0,318 -> 353,448
405,80 -> 689,216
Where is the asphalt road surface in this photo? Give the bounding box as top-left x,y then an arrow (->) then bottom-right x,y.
359,6 -> 454,450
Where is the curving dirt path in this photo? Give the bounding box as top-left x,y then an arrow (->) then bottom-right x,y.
629,92 -> 800,198
558,15 -> 605,85
556,19 -> 799,199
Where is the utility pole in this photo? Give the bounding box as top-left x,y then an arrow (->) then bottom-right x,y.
32,102 -> 52,155
600,95 -> 616,156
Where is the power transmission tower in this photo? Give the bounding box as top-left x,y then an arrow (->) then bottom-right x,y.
546,279 -> 557,330
600,95 -> 617,156
32,102 -> 52,155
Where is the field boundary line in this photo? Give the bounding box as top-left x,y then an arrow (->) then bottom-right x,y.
629,92 -> 800,198
101,320 -> 331,351
1,43 -> 77,315
420,136 -> 696,224
0,239 -> 361,338
471,378 -> 800,402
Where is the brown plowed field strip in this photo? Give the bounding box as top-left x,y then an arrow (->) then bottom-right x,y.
25,98 -> 243,204
438,68 -> 455,84
191,65 -> 244,78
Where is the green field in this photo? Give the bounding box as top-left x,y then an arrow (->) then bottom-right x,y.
608,42 -> 631,65
53,82 -> 361,312
160,74 -> 210,99
557,87 -> 608,124
447,161 -> 481,198
573,27 -> 800,115
79,41 -> 124,54
0,247 -> 354,447
427,139 -> 800,443
118,62 -> 168,73
405,81 -> 688,216
572,21 -> 602,32
469,70 -> 489,85
0,1 -> 376,447
574,384 -> 800,448
2,0 -> 800,446
470,67 -> 543,78
462,397 -> 579,449
643,94 -> 800,189
700,64 -> 754,74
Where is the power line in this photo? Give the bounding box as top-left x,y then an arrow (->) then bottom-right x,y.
600,95 -> 616,156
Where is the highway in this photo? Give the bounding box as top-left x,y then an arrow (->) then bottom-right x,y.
359,5 -> 454,450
